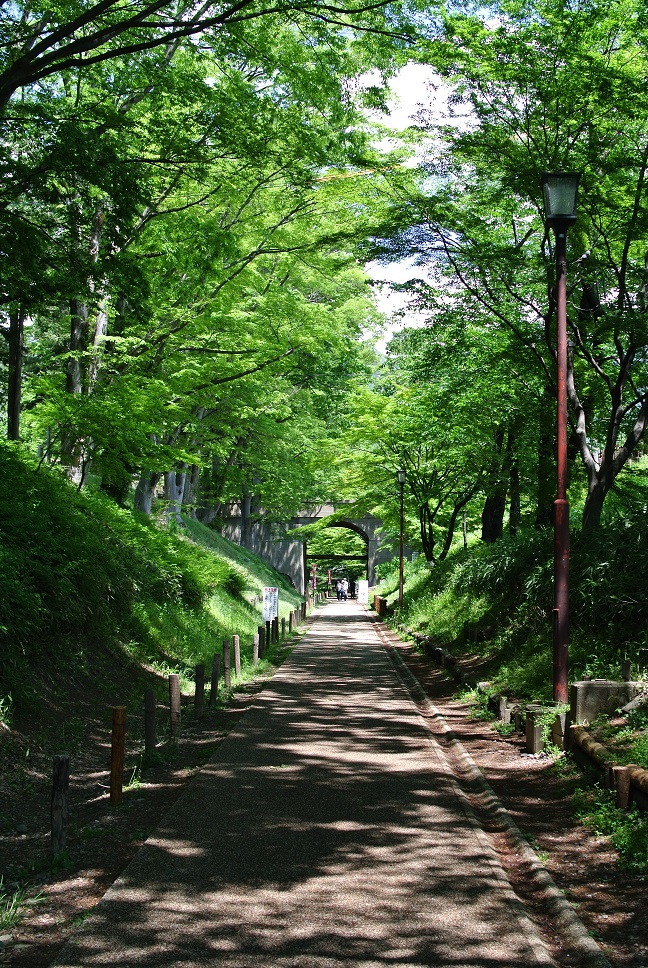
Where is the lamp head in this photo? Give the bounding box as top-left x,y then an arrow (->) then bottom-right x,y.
541,171 -> 581,231
396,469 -> 406,485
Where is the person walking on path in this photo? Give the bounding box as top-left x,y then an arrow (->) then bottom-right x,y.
57,599 -> 557,967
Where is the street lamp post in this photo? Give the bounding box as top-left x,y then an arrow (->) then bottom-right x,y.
397,469 -> 406,608
541,171 -> 581,704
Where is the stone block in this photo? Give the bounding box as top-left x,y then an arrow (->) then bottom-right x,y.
525,704 -> 545,753
570,680 -> 643,724
524,703 -> 567,753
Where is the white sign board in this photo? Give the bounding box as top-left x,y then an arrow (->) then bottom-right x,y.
357,580 -> 369,604
262,586 -> 279,621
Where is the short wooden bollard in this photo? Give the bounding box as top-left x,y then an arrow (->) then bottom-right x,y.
144,688 -> 157,754
253,633 -> 260,666
281,617 -> 286,640
209,653 -> 221,705
301,602 -> 307,621
289,611 -> 294,633
613,764 -> 632,809
194,663 -> 205,717
51,754 -> 70,858
223,638 -> 231,689
258,624 -> 265,658
265,620 -> 271,651
233,635 -> 241,678
110,706 -> 126,806
272,616 -> 279,643
169,674 -> 181,737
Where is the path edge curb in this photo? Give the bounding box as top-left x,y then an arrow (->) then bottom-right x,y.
372,617 -> 612,968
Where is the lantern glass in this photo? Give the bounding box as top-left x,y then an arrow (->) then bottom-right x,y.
396,469 -> 406,485
541,172 -> 581,222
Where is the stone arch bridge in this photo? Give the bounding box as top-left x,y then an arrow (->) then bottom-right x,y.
222,505 -> 392,595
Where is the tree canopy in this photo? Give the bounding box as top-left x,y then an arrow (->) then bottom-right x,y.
3,0 -> 648,561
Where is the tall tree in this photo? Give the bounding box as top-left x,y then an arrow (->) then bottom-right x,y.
370,0 -> 648,530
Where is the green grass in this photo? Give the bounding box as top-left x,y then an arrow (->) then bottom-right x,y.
0,879 -> 33,931
379,522 -> 648,702
0,443 -> 305,717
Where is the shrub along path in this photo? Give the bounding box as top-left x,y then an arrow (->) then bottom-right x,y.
54,600 -> 565,968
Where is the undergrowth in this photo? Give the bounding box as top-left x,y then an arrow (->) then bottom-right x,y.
0,878 -> 32,931
573,784 -> 648,872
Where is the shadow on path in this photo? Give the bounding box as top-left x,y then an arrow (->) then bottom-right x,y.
56,602 -> 553,968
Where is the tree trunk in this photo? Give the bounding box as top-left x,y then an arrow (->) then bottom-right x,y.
241,491 -> 253,546
419,502 -> 436,563
182,464 -> 201,517
195,452 -> 234,524
439,490 -> 477,561
164,468 -> 186,525
581,464 -> 614,531
481,428 -> 505,543
61,297 -> 88,484
481,493 -> 505,542
87,298 -> 108,389
62,205 -> 107,482
503,424 -> 521,537
509,454 -> 521,536
7,307 -> 24,440
66,297 -> 87,396
134,472 -> 162,515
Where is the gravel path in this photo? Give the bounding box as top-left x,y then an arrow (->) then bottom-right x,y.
55,600 -> 556,967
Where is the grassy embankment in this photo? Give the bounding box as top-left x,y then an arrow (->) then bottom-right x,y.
375,527 -> 648,869
0,441 -> 304,730
377,526 -> 648,697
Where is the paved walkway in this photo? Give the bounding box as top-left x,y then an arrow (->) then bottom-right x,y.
56,601 -> 555,967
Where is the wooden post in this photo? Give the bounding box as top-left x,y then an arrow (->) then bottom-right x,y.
289,611 -> 294,633
273,616 -> 279,643
233,635 -> 241,678
258,624 -> 265,658
144,689 -> 157,754
223,638 -> 231,689
613,765 -> 632,810
51,754 -> 70,858
281,617 -> 286,640
194,663 -> 205,717
265,620 -> 271,651
169,674 -> 181,736
209,653 -> 221,706
253,633 -> 259,666
110,706 -> 126,806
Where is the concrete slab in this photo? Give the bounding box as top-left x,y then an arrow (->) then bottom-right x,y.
571,679 -> 643,723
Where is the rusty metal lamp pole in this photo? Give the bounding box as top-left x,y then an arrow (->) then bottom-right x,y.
397,469 -> 406,608
541,171 -> 581,704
